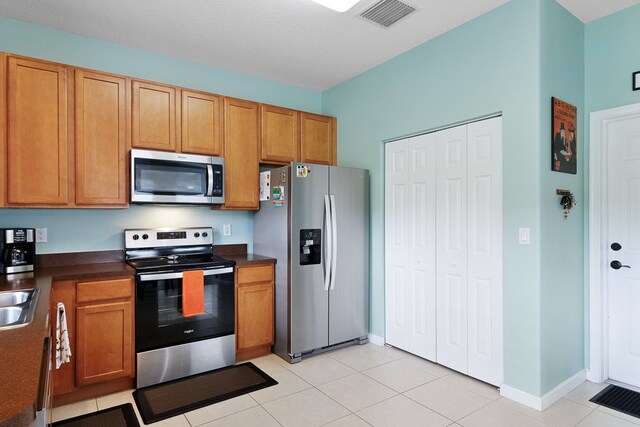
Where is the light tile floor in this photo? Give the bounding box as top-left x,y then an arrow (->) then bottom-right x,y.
52,344 -> 640,426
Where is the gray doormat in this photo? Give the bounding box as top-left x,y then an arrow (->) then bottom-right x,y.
590,384 -> 640,419
133,362 -> 277,424
52,403 -> 139,427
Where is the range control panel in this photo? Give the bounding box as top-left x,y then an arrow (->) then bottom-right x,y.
125,227 -> 213,249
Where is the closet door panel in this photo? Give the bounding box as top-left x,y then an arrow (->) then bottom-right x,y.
467,117 -> 503,386
384,134 -> 436,360
436,125 -> 468,373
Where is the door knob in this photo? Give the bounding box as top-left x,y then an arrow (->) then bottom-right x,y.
611,242 -> 622,251
610,260 -> 631,270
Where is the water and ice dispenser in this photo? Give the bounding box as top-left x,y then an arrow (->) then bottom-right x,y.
299,229 -> 321,265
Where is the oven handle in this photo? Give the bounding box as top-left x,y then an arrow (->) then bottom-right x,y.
138,267 -> 234,282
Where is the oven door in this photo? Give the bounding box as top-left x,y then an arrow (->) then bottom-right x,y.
135,266 -> 234,352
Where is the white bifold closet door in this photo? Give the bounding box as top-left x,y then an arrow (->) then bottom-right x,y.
385,133 -> 437,360
385,116 -> 502,386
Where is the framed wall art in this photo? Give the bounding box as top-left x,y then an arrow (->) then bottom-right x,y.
552,97 -> 577,174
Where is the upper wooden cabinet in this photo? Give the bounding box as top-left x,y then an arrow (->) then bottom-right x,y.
132,80 -> 176,151
75,70 -> 128,206
182,90 -> 223,156
222,97 -> 260,210
260,104 -> 298,164
300,112 -> 336,165
6,56 -> 69,205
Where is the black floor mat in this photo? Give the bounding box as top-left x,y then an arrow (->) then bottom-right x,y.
133,362 -> 277,424
590,384 -> 640,419
53,403 -> 139,427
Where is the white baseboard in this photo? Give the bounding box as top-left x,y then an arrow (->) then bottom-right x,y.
500,370 -> 586,411
367,334 -> 385,346
540,370 -> 586,410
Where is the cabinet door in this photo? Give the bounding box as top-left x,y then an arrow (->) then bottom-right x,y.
51,281 -> 77,397
0,53 -> 5,206
222,97 -> 259,209
132,80 -> 176,151
182,90 -> 222,155
299,112 -> 336,166
260,105 -> 298,164
237,282 -> 274,349
76,300 -> 133,386
75,70 -> 128,206
7,56 -> 69,205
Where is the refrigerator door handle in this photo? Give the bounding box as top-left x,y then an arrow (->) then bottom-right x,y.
329,194 -> 338,290
324,194 -> 332,291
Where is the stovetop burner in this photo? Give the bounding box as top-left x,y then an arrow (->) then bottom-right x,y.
124,227 -> 235,272
126,253 -> 233,271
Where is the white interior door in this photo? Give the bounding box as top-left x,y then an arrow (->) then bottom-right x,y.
466,117 -> 503,386
385,134 -> 437,360
436,125 -> 468,374
607,114 -> 640,388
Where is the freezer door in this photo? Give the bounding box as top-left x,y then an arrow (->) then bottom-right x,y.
290,163 -> 330,355
328,166 -> 369,345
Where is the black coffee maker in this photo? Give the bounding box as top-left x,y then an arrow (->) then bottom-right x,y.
1,228 -> 36,274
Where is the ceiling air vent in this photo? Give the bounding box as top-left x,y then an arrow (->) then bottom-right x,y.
359,0 -> 417,28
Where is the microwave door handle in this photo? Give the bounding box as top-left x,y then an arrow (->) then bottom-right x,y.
139,267 -> 234,281
206,164 -> 214,197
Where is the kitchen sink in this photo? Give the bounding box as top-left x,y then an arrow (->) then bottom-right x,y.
0,290 -> 31,307
0,306 -> 23,326
0,289 -> 40,329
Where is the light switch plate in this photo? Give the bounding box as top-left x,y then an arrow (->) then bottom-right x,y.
518,228 -> 530,245
223,224 -> 231,236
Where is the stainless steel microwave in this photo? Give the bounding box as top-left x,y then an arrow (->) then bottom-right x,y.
131,149 -> 224,205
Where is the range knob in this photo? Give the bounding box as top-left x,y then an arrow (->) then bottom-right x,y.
194,232 -> 200,238
202,232 -> 208,238
142,234 -> 149,240
132,234 -> 139,241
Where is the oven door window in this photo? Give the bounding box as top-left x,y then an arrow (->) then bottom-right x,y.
136,272 -> 234,352
134,158 -> 207,196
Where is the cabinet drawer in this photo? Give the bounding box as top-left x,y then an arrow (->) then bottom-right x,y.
237,265 -> 273,284
77,278 -> 133,303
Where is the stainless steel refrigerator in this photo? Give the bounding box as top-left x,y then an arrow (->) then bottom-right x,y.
254,163 -> 369,363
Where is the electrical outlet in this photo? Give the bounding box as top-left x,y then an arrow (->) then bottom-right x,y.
223,224 -> 231,237
36,228 -> 48,243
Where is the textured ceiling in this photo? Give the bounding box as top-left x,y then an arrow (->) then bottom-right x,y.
0,0 -> 638,91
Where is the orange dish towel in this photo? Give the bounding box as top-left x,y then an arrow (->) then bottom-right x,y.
182,270 -> 205,317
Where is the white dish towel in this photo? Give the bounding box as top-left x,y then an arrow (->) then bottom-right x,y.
56,302 -> 71,369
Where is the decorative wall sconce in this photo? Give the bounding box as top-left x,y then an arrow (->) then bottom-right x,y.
557,189 -> 576,220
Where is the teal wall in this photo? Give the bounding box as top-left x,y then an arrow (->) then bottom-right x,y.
323,0 -> 544,395
539,0 -> 585,394
0,16 -> 322,254
585,4 -> 640,113
582,2 -> 640,370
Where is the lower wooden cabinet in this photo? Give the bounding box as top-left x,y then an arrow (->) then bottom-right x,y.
76,300 -> 133,386
235,264 -> 274,361
51,277 -> 135,404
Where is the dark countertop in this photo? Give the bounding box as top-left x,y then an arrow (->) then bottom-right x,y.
0,262 -> 134,427
0,247 -> 274,426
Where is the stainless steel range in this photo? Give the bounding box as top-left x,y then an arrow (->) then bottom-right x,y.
125,227 -> 236,388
